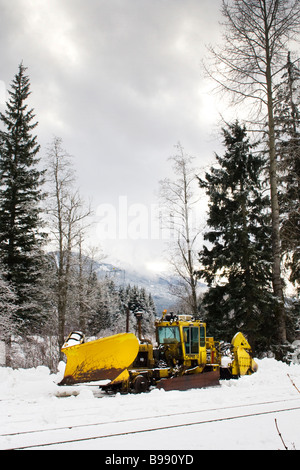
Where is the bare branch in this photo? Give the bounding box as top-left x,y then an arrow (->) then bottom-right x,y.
287,373 -> 300,394
275,418 -> 288,450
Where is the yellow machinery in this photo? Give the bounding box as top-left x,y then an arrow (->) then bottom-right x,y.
59,310 -> 258,392
59,332 -> 139,385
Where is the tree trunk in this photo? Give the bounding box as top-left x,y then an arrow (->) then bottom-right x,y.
264,7 -> 286,344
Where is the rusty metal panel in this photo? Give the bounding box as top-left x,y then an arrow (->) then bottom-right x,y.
156,370 -> 220,391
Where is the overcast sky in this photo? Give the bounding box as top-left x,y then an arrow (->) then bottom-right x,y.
0,0 -> 227,273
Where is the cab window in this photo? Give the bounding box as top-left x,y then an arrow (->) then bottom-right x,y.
158,326 -> 180,344
200,326 -> 206,347
183,327 -> 199,354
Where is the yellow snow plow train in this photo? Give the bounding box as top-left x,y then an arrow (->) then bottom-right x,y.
59,310 -> 258,392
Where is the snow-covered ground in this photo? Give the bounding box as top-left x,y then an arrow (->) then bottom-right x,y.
0,358 -> 300,450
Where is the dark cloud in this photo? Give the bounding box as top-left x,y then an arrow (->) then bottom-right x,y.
0,0 -> 223,270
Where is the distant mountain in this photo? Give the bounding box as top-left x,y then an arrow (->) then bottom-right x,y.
48,250 -> 206,314
95,261 -> 206,314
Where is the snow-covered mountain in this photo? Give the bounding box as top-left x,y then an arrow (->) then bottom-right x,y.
95,261 -> 175,313
95,260 -> 206,314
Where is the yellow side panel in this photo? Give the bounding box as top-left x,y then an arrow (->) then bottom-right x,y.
231,332 -> 251,349
231,332 -> 258,376
60,333 -> 139,385
158,369 -> 170,378
236,347 -> 252,376
110,369 -> 130,385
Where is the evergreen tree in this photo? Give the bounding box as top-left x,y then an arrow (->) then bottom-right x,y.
198,122 -> 275,354
275,53 -> 300,290
0,268 -> 16,338
86,277 -> 115,336
86,280 -> 157,338
274,53 -> 300,348
0,63 -> 46,332
0,265 -> 17,366
128,285 -> 156,339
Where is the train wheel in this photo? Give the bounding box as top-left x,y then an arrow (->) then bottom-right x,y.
132,375 -> 149,393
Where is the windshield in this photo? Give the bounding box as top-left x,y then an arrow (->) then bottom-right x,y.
158,326 -> 180,344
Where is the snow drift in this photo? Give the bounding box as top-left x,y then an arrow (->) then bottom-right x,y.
0,358 -> 300,450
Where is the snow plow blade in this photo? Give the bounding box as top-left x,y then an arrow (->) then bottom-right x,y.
156,370 -> 220,391
59,333 -> 139,385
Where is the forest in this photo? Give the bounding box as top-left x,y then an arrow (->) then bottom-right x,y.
0,0 -> 299,369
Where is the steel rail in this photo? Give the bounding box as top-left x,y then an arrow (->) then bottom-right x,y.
4,401 -> 300,450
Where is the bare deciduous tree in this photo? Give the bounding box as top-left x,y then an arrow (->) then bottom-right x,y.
159,143 -> 201,316
45,137 -> 92,355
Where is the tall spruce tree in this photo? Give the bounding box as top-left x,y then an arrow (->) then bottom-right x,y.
198,122 -> 276,354
0,63 -> 46,332
275,53 -> 300,290
274,53 -> 300,347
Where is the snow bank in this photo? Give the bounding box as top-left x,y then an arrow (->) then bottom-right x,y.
0,365 -> 59,401
0,358 -> 300,450
0,357 -> 299,403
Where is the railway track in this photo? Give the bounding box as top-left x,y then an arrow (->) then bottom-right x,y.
1,397 -> 300,450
